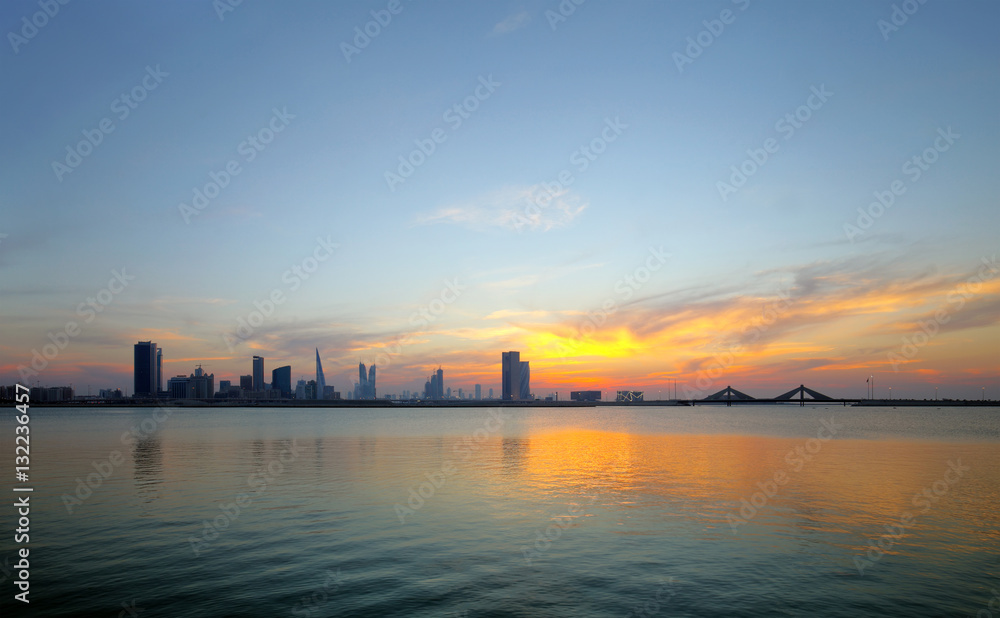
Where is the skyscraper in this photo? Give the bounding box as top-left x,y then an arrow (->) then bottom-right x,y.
133,341 -> 158,397
252,356 -> 264,392
502,351 -> 521,400
475,384 -> 481,400
272,365 -> 292,398
520,361 -> 530,400
315,349 -> 326,400
156,347 -> 162,394
435,367 -> 443,399
356,362 -> 376,399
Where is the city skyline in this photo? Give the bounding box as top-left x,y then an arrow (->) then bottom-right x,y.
1,2 -> 998,400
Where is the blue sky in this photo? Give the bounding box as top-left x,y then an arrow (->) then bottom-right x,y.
2,0 -> 998,399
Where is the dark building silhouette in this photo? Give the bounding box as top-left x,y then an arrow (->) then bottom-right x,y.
502,351 -> 520,400
272,365 -> 292,398
315,349 -> 326,399
134,341 -> 159,397
571,390 -> 601,402
356,363 -> 376,399
252,355 -> 265,392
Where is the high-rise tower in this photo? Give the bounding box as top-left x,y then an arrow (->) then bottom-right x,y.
502,351 -> 521,401
315,349 -> 326,400
133,341 -> 158,397
252,356 -> 264,392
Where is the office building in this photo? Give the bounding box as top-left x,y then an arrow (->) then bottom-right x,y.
426,366 -> 444,400
156,348 -> 163,393
502,351 -> 521,400
133,341 -> 159,397
355,363 -> 376,400
315,349 -> 326,400
252,356 -> 264,392
571,390 -> 601,402
272,366 -> 292,398
475,384 -> 481,400
295,379 -> 307,400
166,365 -> 214,399
489,387 -> 493,399
240,375 -> 253,391
520,361 -> 530,400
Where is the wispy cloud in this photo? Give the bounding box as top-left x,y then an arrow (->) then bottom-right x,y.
492,11 -> 530,35
417,185 -> 586,232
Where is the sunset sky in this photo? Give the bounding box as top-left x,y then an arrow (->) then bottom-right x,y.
2,0 -> 998,399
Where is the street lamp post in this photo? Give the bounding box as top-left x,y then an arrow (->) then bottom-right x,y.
889,387 -> 892,401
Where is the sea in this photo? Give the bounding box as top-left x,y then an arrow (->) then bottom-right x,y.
1,404 -> 998,617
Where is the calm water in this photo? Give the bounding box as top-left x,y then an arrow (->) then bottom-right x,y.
2,405 -> 999,617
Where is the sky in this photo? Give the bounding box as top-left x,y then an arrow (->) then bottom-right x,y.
1,0 -> 998,400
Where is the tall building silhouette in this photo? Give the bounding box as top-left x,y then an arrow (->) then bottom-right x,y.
272,366 -> 292,398
502,351 -> 521,400
315,349 -> 326,400
156,348 -> 162,393
356,362 -> 377,399
520,361 -> 530,400
252,356 -> 265,392
133,341 -> 159,397
475,384 -> 481,400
